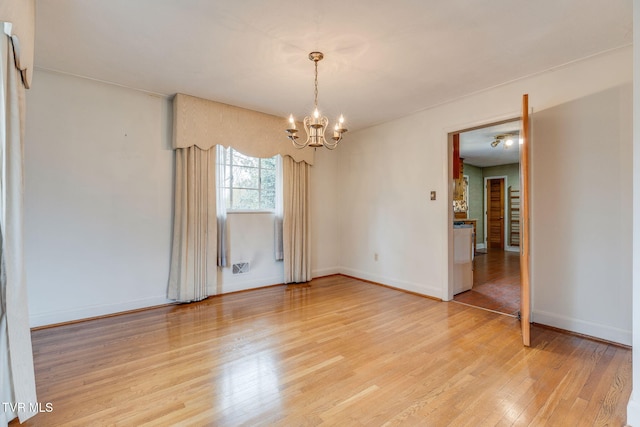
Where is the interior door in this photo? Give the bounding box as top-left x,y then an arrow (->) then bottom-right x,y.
520,94 -> 531,347
487,178 -> 505,250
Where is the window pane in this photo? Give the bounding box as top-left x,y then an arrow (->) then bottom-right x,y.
231,150 -> 258,167
218,149 -> 278,211
261,157 -> 276,169
232,189 -> 260,210
261,168 -> 276,190
261,190 -> 275,210
232,166 -> 259,189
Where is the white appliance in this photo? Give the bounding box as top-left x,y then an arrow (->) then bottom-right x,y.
453,226 -> 474,295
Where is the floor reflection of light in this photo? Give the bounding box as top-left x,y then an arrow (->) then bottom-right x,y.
497,376 -> 535,423
218,351 -> 281,419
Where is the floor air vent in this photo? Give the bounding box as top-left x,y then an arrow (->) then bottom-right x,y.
232,262 -> 250,275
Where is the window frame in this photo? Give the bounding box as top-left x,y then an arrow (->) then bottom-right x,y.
218,147 -> 277,213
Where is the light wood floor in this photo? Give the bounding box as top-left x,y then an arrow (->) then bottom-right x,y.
14,275 -> 630,426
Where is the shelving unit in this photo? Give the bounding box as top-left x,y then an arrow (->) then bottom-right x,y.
508,186 -> 520,247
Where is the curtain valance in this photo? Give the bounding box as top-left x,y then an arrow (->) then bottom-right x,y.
0,0 -> 35,88
173,93 -> 314,165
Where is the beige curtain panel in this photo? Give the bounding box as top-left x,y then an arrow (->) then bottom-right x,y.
282,155 -> 311,283
0,24 -> 37,426
168,146 -> 218,302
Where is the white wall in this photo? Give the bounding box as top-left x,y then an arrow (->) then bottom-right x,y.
310,147 -> 341,277
338,119 -> 446,296
219,213 -> 284,293
24,70 -> 340,327
25,71 -> 174,327
627,1 -> 640,424
531,87 -> 632,344
340,46 -> 632,344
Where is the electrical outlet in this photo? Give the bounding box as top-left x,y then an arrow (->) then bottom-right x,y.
430,191 -> 436,200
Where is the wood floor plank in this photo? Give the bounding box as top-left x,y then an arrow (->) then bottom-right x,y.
10,275 -> 631,426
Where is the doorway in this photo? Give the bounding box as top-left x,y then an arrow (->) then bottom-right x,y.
451,120 -> 521,316
486,177 -> 505,250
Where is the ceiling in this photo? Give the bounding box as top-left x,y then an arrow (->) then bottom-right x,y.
34,1 -> 632,132
460,121 -> 521,168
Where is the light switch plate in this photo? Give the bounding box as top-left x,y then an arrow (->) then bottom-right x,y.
430,191 -> 436,200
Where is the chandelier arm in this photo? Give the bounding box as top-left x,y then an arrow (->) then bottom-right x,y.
324,140 -> 339,150
325,132 -> 343,149
290,136 -> 308,149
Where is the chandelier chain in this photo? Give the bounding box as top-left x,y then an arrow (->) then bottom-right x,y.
314,60 -> 319,109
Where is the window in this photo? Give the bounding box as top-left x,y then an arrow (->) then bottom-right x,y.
217,146 -> 277,211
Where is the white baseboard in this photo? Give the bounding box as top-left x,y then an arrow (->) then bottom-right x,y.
220,274 -> 284,294
475,243 -> 518,252
30,295 -> 171,328
312,266 -> 341,278
339,268 -> 441,299
533,309 -> 631,346
627,396 -> 640,426
220,267 -> 341,292
29,269 -> 343,328
31,266 -> 498,330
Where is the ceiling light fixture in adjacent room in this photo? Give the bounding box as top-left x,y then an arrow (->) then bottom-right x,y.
490,134 -> 515,148
286,52 -> 347,150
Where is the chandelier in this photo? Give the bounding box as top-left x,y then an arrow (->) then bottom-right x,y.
286,52 -> 347,150
490,134 -> 515,148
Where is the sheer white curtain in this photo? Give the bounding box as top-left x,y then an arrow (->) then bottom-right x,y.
274,155 -> 284,261
0,24 -> 37,425
282,155 -> 311,283
216,145 -> 227,268
167,146 -> 217,302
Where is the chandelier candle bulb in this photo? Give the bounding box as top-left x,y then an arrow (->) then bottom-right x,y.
288,114 -> 296,130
